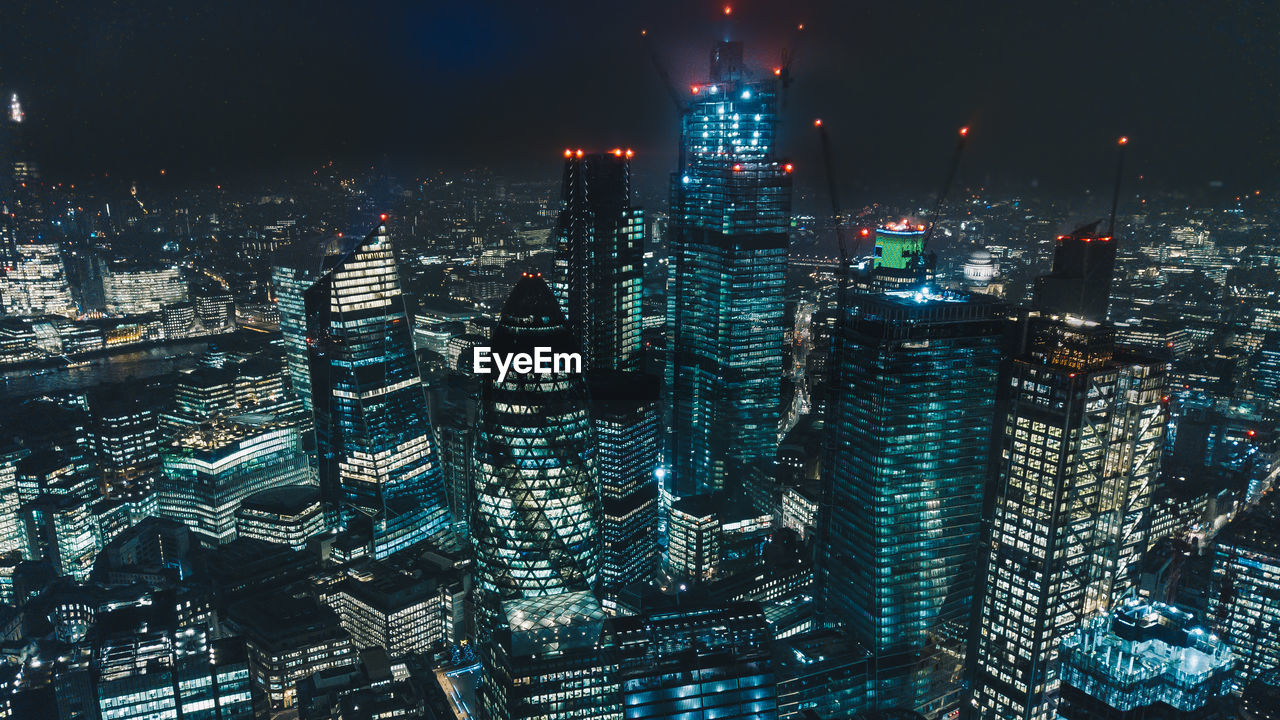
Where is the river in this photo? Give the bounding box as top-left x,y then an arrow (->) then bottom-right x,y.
0,340 -> 216,399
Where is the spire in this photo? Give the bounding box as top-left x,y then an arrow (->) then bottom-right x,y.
8,94 -> 22,124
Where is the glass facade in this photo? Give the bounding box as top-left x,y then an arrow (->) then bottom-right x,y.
0,239 -> 77,317
970,314 -> 1168,720
1208,492 -> 1280,691
472,275 -> 599,624
667,40 -> 791,497
1058,600 -> 1236,719
589,371 -> 660,602
304,222 -> 450,556
817,288 -> 1003,716
554,151 -> 645,372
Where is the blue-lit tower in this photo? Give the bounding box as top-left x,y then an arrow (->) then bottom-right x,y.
667,40 -> 792,497
301,221 -> 449,557
816,288 -> 1004,716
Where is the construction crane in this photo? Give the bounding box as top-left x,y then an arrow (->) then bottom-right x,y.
776,23 -> 805,107
814,118 -> 863,309
919,126 -> 970,252
1108,136 -> 1129,237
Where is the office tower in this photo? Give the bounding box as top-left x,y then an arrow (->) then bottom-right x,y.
0,446 -> 29,557
436,400 -> 477,538
472,275 -> 598,623
101,263 -> 188,315
17,449 -> 95,503
52,603 -> 252,720
665,494 -> 720,584
325,563 -> 457,657
1,239 -> 77,317
162,366 -> 238,429
615,599 -> 779,720
970,314 -> 1168,720
270,256 -> 315,409
588,371 -> 660,601
196,291 -> 235,330
230,595 -> 356,716
482,591 -> 620,720
1057,599 -> 1236,720
815,288 -> 1003,716
161,301 -> 196,339
89,384 -> 161,489
235,484 -> 324,550
1254,333 -> 1280,420
22,493 -> 98,580
1031,222 -> 1117,322
553,150 -> 645,372
300,222 -> 449,556
776,629 -> 875,719
157,417 -> 310,545
667,40 -> 791,496
1208,493 -> 1280,690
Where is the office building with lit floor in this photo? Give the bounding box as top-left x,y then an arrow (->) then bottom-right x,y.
235,484 -> 324,551
1208,493 -> 1280,690
158,417 -> 310,545
1057,600 -> 1236,719
817,287 -> 1003,717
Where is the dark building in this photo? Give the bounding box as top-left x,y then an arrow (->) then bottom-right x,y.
589,370 -> 660,604
553,150 -> 645,372
667,40 -> 792,497
1208,493 -> 1280,690
816,288 -> 1003,716
1031,221 -> 1118,323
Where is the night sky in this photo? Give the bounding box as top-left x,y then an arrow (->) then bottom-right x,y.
3,0 -> 1278,198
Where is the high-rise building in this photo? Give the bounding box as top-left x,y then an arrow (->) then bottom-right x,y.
1208,493 -> 1280,690
816,288 -> 1003,716
1031,222 -> 1118,323
325,563 -> 458,658
22,493 -> 98,581
969,314 -> 1168,720
553,150 -> 645,372
1,239 -> 77,317
472,275 -> 598,624
665,494 -> 720,584
270,256 -> 315,410
0,445 -> 29,557
588,371 -> 660,602
667,40 -> 791,496
196,291 -> 235,331
1057,599 -> 1236,720
298,222 -> 450,556
615,598 -> 779,720
157,417 -> 310,545
860,221 -> 935,292
89,383 -> 161,488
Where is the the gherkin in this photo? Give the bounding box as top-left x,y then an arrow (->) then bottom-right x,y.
472,274 -> 599,626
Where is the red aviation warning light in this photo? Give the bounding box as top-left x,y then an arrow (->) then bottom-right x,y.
575,149 -> 584,158
691,85 -> 700,94
959,126 -> 970,137
564,149 -> 572,158
612,148 -> 623,157
733,163 -> 743,172
723,5 -> 732,15
813,118 -> 823,128
625,149 -> 634,158
773,67 -> 782,76
860,228 -> 870,237
379,213 -> 388,222
1118,136 -> 1129,145
783,163 -> 794,173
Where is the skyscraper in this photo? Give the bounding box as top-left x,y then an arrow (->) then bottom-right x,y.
1031,222 -> 1118,323
969,315 -> 1167,720
1208,493 -> 1280,690
589,371 -> 660,603
297,222 -> 450,556
667,40 -> 792,496
817,288 -> 1003,716
1,239 -> 77,317
553,150 -> 645,372
471,275 -> 598,624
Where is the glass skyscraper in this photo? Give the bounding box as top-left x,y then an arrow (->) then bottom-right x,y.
588,371 -> 660,604
667,40 -> 791,497
969,314 -> 1167,720
279,221 -> 449,557
472,274 -> 599,624
553,150 -> 644,372
817,288 -> 1003,716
